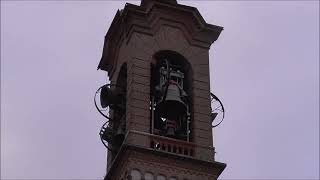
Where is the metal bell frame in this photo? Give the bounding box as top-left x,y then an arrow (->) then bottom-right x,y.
94,83 -> 126,152
210,92 -> 225,128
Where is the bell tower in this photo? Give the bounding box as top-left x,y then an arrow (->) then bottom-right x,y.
95,0 -> 226,179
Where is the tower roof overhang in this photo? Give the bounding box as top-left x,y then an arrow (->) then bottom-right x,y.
98,0 -> 223,73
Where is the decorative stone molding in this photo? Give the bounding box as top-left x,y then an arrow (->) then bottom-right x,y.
98,0 -> 222,77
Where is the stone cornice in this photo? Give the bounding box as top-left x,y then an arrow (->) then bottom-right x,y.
98,1 -> 223,75
104,143 -> 226,179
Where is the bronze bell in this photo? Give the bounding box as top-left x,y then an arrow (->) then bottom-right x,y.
157,81 -> 187,119
113,118 -> 126,146
166,127 -> 175,137
165,119 -> 177,137
100,85 -> 122,108
113,127 -> 125,146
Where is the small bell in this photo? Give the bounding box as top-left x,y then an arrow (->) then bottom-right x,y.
165,119 -> 177,137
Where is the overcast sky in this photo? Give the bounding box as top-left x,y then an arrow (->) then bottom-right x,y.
1,1 -> 319,179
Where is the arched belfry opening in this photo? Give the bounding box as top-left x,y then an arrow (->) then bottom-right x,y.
150,51 -> 193,142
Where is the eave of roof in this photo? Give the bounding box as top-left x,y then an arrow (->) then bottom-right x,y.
98,1 -> 223,72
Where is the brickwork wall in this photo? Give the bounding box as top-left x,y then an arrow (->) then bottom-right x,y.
110,148 -> 221,180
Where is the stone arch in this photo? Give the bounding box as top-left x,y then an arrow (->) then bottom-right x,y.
144,172 -> 155,180
156,174 -> 166,180
130,169 -> 142,180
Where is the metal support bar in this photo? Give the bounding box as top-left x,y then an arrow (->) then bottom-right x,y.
187,105 -> 190,142
151,96 -> 155,134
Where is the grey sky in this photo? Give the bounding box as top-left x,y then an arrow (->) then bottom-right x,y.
1,1 -> 319,179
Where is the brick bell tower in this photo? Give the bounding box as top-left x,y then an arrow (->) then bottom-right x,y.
96,0 -> 226,179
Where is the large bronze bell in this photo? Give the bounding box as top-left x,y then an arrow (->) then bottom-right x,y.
100,85 -> 122,108
113,118 -> 126,146
113,127 -> 125,146
157,82 -> 187,119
